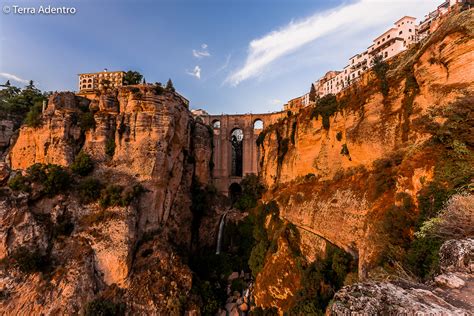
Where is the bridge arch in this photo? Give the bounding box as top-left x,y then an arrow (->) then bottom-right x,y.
212,119 -> 221,129
199,112 -> 284,195
253,119 -> 264,130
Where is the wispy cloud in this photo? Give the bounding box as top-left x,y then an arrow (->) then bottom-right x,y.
0,72 -> 29,84
187,65 -> 202,79
192,43 -> 211,58
269,99 -> 282,106
226,0 -> 438,86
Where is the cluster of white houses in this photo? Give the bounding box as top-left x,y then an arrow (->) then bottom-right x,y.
284,0 -> 471,112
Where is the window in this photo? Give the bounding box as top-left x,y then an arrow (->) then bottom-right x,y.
212,120 -> 221,129
384,52 -> 388,58
253,120 -> 263,130
399,31 -> 403,35
377,41 -> 380,45
387,35 -> 390,39
409,29 -> 412,32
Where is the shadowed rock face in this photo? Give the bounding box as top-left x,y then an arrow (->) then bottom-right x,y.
1,85 -> 212,314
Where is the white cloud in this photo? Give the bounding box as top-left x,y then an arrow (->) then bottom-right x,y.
187,65 -> 201,79
192,43 -> 211,58
269,98 -> 282,105
0,72 -> 29,84
226,0 -> 438,86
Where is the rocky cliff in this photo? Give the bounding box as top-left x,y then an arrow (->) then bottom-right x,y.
253,9 -> 474,312
0,84 -> 213,314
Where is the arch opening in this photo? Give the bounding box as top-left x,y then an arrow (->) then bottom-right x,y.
253,119 -> 264,130
212,120 -> 221,129
230,128 -> 243,177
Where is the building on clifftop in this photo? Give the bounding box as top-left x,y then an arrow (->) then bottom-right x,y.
78,69 -> 125,94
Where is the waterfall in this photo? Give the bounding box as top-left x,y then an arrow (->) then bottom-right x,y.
216,212 -> 228,254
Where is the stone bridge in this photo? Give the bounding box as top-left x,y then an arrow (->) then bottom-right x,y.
198,112 -> 284,195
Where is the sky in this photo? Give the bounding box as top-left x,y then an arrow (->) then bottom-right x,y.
1,0 -> 440,114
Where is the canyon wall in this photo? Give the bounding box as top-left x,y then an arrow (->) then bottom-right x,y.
254,9 -> 474,309
1,85 -> 213,314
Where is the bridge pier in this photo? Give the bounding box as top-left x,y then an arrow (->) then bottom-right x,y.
199,112 -> 284,195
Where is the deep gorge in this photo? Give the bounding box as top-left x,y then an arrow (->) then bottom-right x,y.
0,9 -> 473,316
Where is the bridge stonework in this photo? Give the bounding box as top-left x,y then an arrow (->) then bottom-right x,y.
200,112 -> 284,195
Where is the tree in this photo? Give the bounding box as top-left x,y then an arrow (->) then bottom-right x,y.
123,71 -> 143,85
71,151 -> 94,176
309,83 -> 316,102
166,78 -> 175,92
4,80 -> 10,87
371,55 -> 389,97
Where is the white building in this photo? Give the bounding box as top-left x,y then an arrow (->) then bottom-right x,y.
283,0 -> 471,110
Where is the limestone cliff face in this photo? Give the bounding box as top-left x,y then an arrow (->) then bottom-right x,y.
1,85 -> 212,314
254,10 -> 474,309
9,86 -> 212,241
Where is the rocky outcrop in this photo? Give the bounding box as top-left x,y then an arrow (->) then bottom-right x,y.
328,238 -> 474,315
8,86 -> 213,242
0,85 -> 213,315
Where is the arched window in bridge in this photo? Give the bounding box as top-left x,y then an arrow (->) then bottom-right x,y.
230,128 -> 243,177
253,119 -> 263,130
212,120 -> 221,129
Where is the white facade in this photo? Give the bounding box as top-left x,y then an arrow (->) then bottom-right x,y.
284,0 -> 469,110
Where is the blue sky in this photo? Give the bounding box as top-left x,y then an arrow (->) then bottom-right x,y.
1,0 -> 439,114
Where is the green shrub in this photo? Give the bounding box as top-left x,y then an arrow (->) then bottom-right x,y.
78,177 -> 103,203
310,94 -> 339,130
105,138 -> 115,157
248,239 -> 269,277
372,55 -> 389,97
99,183 -> 144,208
41,164 -> 70,196
71,152 -> 94,176
192,279 -> 221,316
10,247 -> 50,274
292,245 -> 356,313
231,278 -> 246,293
8,174 -> 30,192
154,84 -> 164,95
24,103 -> 42,127
405,236 -> 442,280
84,298 -> 125,316
234,173 -> 266,211
9,164 -> 69,196
123,71 -> 143,85
79,112 -> 96,131
99,185 -> 124,208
